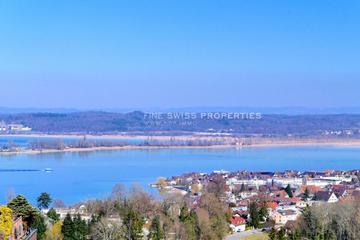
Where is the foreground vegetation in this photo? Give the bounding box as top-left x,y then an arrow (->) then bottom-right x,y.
2,184 -> 360,239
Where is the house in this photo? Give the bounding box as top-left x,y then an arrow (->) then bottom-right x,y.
11,217 -> 25,240
315,191 -> 338,203
10,217 -> 37,240
230,215 -> 246,232
8,124 -> 31,132
266,201 -> 278,210
300,185 -> 321,195
271,209 -> 299,225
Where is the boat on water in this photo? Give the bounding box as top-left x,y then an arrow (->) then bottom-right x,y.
43,168 -> 53,172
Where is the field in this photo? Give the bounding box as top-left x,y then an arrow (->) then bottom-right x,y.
241,233 -> 269,240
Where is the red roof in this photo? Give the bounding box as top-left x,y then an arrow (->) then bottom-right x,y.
266,201 -> 278,209
231,216 -> 246,225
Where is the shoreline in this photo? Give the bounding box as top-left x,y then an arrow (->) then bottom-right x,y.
1,134 -> 360,155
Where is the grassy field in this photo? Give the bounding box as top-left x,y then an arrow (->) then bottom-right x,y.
241,232 -> 269,240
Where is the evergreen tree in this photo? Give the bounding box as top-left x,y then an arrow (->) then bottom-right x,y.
249,202 -> 260,228
62,213 -> 74,240
32,214 -> 47,240
285,184 -> 293,198
37,192 -> 52,210
47,208 -> 60,222
148,215 -> 165,240
179,203 -> 189,222
121,201 -> 145,240
178,204 -> 200,240
240,183 -> 246,192
73,214 -> 88,240
259,203 -> 268,221
299,205 -> 321,239
7,195 -> 38,227
61,213 -> 89,240
304,188 -> 310,200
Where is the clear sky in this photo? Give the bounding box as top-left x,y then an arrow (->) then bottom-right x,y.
0,0 -> 359,109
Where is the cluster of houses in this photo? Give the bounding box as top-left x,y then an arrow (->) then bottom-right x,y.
0,122 -> 32,133
158,169 -> 360,233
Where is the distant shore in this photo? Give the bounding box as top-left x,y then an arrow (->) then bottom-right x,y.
1,133 -> 360,155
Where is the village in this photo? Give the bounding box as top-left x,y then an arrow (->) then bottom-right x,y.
154,169 -> 360,234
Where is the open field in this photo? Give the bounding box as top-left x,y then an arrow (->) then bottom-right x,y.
242,233 -> 269,240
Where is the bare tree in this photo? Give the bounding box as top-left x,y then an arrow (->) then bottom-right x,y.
90,218 -> 122,240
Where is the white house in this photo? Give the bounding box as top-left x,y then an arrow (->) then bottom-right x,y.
230,215 -> 246,232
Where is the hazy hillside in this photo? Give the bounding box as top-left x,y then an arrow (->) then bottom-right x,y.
1,111 -> 360,136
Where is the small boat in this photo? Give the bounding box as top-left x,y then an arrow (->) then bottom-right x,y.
43,168 -> 53,172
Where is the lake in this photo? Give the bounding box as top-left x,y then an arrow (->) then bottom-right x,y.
1,143 -> 360,205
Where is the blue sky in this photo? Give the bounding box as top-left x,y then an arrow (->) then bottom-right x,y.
0,0 -> 359,109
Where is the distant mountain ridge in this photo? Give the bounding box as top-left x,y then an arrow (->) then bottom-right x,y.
2,107 -> 360,115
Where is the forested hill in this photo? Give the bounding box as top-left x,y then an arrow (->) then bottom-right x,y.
1,111 -> 360,136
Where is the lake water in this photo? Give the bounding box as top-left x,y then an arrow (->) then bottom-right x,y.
1,142 -> 360,205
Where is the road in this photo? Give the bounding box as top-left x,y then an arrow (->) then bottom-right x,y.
225,229 -> 262,240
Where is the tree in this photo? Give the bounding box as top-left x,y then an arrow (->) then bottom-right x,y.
47,208 -> 60,223
285,184 -> 293,198
178,204 -> 200,240
198,192 -> 228,239
156,177 -> 167,189
277,227 -> 286,240
45,221 -> 63,240
128,184 -> 157,219
111,183 -> 125,201
206,175 -> 227,198
304,188 -> 310,200
179,203 -> 189,222
61,213 -> 89,240
240,183 -> 247,192
0,206 -> 13,238
249,202 -> 260,228
269,227 -> 277,240
72,214 -> 89,240
90,218 -> 122,240
62,213 -> 74,240
259,202 -> 269,221
120,201 -> 145,240
53,199 -> 66,208
37,192 -> 52,210
32,214 -> 47,240
148,215 -> 165,240
297,205 -> 322,239
7,195 -> 38,227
